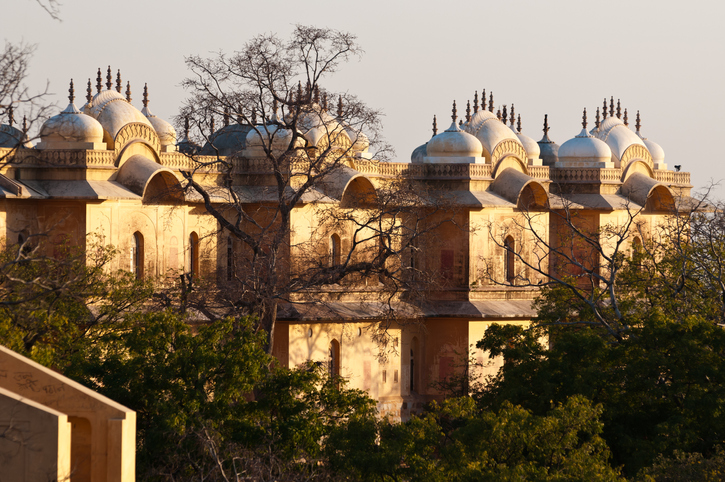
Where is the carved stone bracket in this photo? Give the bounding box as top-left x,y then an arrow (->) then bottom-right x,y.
113,123 -> 161,159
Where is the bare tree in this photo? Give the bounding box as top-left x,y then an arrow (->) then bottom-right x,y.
176,26 -> 452,353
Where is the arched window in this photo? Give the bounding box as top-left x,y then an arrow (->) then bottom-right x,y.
410,337 -> 419,393
632,236 -> 642,253
189,232 -> 199,279
132,232 -> 144,279
504,236 -> 515,284
329,339 -> 340,380
330,234 -> 341,267
226,236 -> 234,281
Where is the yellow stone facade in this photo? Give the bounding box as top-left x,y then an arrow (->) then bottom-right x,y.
0,83 -> 693,425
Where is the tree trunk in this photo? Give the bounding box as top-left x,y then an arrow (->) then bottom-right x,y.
260,298 -> 278,356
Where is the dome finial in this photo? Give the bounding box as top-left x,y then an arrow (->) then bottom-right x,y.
517,114 -> 522,133
68,79 -> 75,104
432,115 -> 437,137
116,70 -> 122,93
488,92 -> 494,112
582,108 -> 588,130
623,108 -> 629,126
125,81 -> 132,103
7,105 -> 13,126
635,110 -> 641,133
22,115 -> 27,135
322,92 -> 328,111
210,116 -> 215,135
473,91 -> 479,113
86,79 -> 93,103
142,83 -> 149,108
510,104 -> 516,128
451,100 -> 457,123
496,107 -> 502,121
543,114 -> 550,136
595,107 -> 601,129
502,105 -> 508,125
337,96 -> 343,118
602,98 -> 608,119
616,99 -> 622,119
609,96 -> 614,117
296,81 -> 303,105
313,84 -> 320,105
184,116 -> 190,139
251,108 -> 257,125
96,68 -> 102,94
105,66 -> 112,91
236,105 -> 243,125
465,100 -> 471,123
305,79 -> 311,98
223,106 -> 229,127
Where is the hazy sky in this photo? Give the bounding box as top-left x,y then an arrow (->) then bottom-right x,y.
6,0 -> 725,198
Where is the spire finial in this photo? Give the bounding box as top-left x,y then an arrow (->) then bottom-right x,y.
488,92 -> 494,112
322,92 -> 328,112
68,79 -> 75,104
582,108 -> 588,130
297,81 -> 303,104
223,106 -> 229,127
496,107 -> 501,121
125,81 -> 132,102
236,105 -> 243,125
451,100 -> 457,123
142,83 -> 149,108
465,100 -> 471,123
510,104 -> 516,128
105,66 -> 112,91
432,115 -> 438,137
482,89 -> 486,112
7,105 -> 13,126
473,91 -> 479,113
616,99 -> 622,119
184,116 -> 190,138
635,110 -> 641,133
251,108 -> 257,125
116,70 -> 122,93
543,114 -> 550,136
595,107 -> 601,129
603,98 -> 608,119
313,84 -> 320,104
623,108 -> 629,126
96,68 -> 102,94
86,79 -> 93,103
609,96 -> 614,117
22,115 -> 27,135
337,96 -> 343,118
210,116 -> 215,135
305,80 -> 311,98
517,114 -> 522,133
502,105 -> 508,125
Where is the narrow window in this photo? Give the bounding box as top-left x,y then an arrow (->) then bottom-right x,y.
189,232 -> 199,279
330,234 -> 341,267
410,337 -> 419,393
132,232 -> 144,279
226,236 -> 234,281
504,236 -> 515,284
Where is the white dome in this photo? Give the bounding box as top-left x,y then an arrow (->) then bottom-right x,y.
643,138 -> 664,163
346,128 -> 370,152
516,131 -> 540,161
427,122 -> 483,158
142,106 -> 176,147
465,109 -> 521,158
595,116 -> 646,162
37,103 -> 105,149
245,124 -> 296,151
295,106 -> 350,148
87,89 -> 152,140
558,129 -> 612,163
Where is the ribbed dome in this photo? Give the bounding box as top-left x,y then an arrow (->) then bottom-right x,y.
346,127 -> 370,152
465,109 -> 520,157
427,122 -> 483,158
411,143 -> 428,163
0,125 -> 33,149
200,124 -> 253,156
294,106 -> 350,148
87,90 -> 152,140
594,116 -> 646,162
642,138 -> 664,163
37,102 -> 105,149
558,128 -> 612,164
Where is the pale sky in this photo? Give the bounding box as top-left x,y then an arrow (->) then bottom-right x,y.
6,0 -> 725,198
